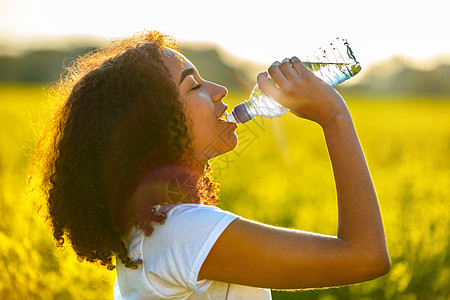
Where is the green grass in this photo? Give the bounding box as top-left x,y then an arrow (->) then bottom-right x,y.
1,84 -> 449,299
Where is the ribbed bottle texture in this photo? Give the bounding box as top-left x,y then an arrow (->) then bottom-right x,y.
226,38 -> 361,124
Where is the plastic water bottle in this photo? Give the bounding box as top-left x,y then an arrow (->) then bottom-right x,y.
226,38 -> 361,123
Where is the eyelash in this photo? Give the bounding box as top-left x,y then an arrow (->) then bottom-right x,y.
191,84 -> 202,91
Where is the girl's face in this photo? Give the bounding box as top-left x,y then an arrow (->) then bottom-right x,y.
163,48 -> 238,169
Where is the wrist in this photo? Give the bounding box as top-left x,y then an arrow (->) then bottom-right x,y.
320,110 -> 353,133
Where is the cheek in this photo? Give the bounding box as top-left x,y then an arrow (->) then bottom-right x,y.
186,102 -> 213,127
184,100 -> 215,143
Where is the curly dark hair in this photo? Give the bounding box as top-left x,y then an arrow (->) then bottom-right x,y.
30,30 -> 219,271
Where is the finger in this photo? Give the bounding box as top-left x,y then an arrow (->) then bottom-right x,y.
279,57 -> 297,79
257,71 -> 280,100
267,61 -> 289,87
290,56 -> 310,75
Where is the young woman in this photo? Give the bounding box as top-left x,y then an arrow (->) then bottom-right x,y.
32,31 -> 390,299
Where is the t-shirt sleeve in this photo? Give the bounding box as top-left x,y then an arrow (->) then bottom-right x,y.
141,204 -> 239,293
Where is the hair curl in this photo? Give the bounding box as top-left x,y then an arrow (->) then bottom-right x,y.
30,30 -> 219,271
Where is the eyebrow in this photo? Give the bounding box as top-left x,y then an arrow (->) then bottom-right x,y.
179,68 -> 195,85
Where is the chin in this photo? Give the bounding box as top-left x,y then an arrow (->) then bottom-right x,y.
222,132 -> 238,152
211,134 -> 238,159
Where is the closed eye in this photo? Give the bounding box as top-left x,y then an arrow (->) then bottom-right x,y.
191,84 -> 202,91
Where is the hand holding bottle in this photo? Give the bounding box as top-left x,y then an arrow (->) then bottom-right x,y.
225,38 -> 360,124
257,56 -> 351,128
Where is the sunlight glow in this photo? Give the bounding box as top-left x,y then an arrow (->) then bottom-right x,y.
0,0 -> 449,67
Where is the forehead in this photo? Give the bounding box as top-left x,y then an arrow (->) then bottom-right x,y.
163,48 -> 194,80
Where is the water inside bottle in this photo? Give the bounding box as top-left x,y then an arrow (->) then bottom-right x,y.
302,62 -> 361,86
247,85 -> 290,118
302,62 -> 361,76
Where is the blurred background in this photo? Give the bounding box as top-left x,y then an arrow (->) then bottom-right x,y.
0,0 -> 449,299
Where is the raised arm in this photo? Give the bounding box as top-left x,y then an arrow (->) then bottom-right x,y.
199,57 -> 390,289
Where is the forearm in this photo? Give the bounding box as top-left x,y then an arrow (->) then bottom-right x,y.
200,58 -> 391,287
322,112 -> 389,261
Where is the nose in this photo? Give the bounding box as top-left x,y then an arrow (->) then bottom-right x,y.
210,82 -> 228,103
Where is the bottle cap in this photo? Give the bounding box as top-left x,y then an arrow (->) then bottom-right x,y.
228,103 -> 253,123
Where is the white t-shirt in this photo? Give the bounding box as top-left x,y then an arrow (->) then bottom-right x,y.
114,203 -> 272,299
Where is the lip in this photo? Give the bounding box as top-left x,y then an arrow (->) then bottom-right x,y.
218,118 -> 237,130
216,105 -> 228,120
216,105 -> 237,129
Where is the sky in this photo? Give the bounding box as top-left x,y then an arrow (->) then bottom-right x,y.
0,0 -> 449,69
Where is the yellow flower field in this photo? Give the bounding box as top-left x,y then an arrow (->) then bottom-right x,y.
0,84 -> 448,299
